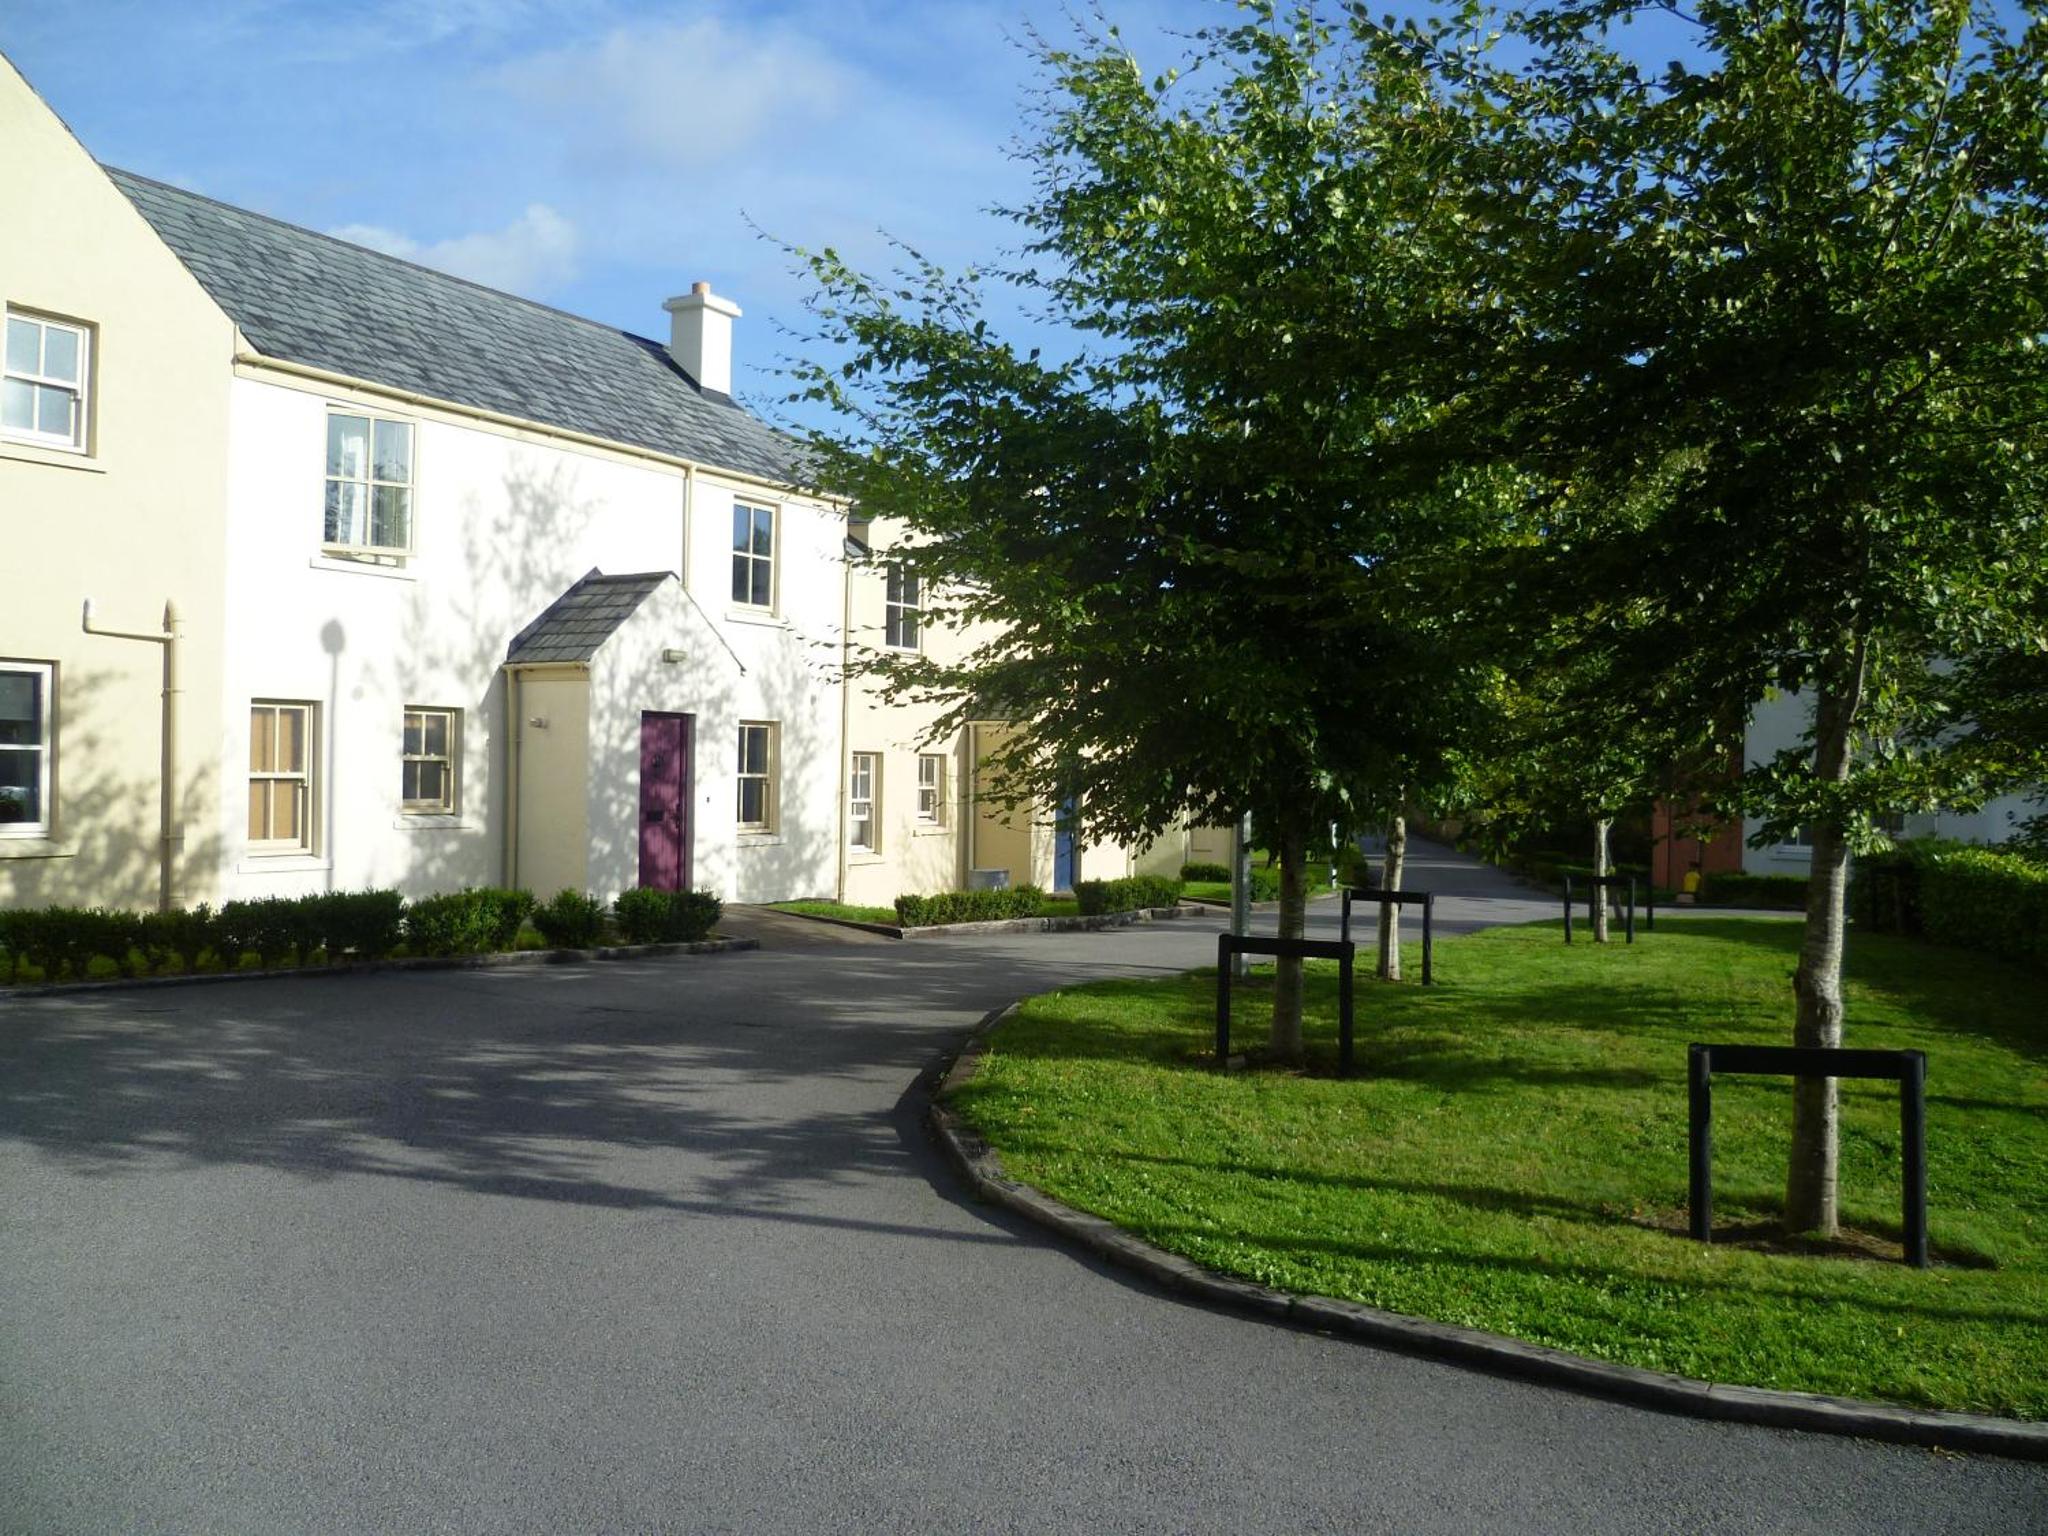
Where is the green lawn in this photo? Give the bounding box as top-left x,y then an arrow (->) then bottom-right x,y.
770,896 -> 1084,927
770,899 -> 902,926
949,919 -> 2048,1417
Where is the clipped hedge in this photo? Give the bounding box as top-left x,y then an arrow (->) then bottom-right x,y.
1854,840 -> 2048,969
894,886 -> 1047,927
1180,861 -> 1232,883
1075,875 -> 1185,916
534,889 -> 607,949
405,887 -> 537,956
613,887 -> 722,944
1697,872 -> 1809,910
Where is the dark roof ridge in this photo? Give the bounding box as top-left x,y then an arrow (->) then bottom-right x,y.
100,163 -> 695,379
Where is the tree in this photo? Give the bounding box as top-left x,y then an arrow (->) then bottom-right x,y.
788,6 -> 1507,1060
1463,0 -> 2048,1231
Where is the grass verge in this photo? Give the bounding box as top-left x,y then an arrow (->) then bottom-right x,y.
948,919 -> 2048,1418
771,896 -> 1086,927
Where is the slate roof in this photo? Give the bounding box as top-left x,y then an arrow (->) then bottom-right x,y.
505,570 -> 672,665
105,168 -> 804,487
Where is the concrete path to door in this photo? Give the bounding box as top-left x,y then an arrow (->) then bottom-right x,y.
2,845 -> 2041,1533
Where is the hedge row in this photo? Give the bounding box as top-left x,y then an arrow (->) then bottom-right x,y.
894,886 -> 1048,926
1180,861 -> 1231,883
1697,872 -> 1810,910
1,883 -> 723,983
1075,875 -> 1185,915
1853,841 -> 2048,969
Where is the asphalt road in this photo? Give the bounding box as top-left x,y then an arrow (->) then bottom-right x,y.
3,851 -> 2043,1533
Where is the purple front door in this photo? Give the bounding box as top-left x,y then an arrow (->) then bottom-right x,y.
638,712 -> 692,891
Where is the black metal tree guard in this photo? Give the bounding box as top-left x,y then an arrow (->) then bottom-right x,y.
1562,872 -> 1652,944
1339,887 -> 1436,984
1215,933 -> 1358,1074
1687,1043 -> 1929,1268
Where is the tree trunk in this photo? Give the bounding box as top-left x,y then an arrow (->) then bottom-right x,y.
1377,813 -> 1407,981
1785,633 -> 1870,1237
1268,817 -> 1309,1064
1592,816 -> 1613,945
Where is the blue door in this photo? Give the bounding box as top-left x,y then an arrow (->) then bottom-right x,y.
1054,796 -> 1077,892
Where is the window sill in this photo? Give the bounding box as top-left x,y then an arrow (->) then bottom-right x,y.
0,836 -> 75,859
738,832 -> 784,847
0,439 -> 102,473
912,826 -> 951,838
725,609 -> 787,630
848,851 -> 885,865
394,814 -> 479,831
237,853 -> 332,874
310,553 -> 416,581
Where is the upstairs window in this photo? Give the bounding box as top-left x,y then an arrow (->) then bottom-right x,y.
0,662 -> 53,836
885,563 -> 922,649
732,502 -> 775,609
3,310 -> 90,451
325,411 -> 413,556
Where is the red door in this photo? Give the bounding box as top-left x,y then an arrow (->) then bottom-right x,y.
638,712 -> 692,891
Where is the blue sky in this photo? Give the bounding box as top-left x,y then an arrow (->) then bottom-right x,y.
1,0 -> 1239,418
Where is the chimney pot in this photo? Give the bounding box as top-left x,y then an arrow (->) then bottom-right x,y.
663,282 -> 742,395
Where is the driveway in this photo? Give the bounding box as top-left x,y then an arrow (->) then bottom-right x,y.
2,848 -> 2041,1533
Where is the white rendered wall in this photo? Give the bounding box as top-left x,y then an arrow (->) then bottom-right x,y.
215,371 -> 843,905
1741,689 -> 2035,874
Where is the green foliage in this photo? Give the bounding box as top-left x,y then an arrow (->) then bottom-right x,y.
893,887 -> 1048,927
136,904 -> 218,973
533,889 -> 607,949
2,906 -> 144,980
1855,841 -> 2048,969
217,897 -> 314,969
612,888 -> 722,945
308,890 -> 406,960
1073,876 -> 1184,916
404,888 -> 537,957
1697,873 -> 1809,911
1179,862 -> 1231,884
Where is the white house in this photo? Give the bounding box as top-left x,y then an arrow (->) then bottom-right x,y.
3,52 -> 850,911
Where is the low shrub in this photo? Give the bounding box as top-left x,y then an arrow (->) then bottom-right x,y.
137,905 -> 218,973
894,886 -> 1047,927
1856,839 -> 2047,969
309,889 -> 406,961
1075,875 -> 1185,916
1697,872 -> 1809,910
1180,861 -> 1231,883
534,889 -> 607,949
405,887 -> 537,956
613,887 -> 722,944
217,896 -> 318,968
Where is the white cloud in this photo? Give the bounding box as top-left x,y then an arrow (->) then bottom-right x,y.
328,204 -> 579,295
493,17 -> 855,169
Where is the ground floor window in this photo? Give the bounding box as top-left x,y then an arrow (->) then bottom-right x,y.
249,701 -> 315,850
916,753 -> 944,825
402,707 -> 458,813
850,752 -> 878,852
738,721 -> 777,832
0,661 -> 52,834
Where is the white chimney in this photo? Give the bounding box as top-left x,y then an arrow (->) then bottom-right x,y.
663,281 -> 742,396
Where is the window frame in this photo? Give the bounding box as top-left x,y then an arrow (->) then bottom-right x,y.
401,707 -> 459,816
916,753 -> 944,826
737,721 -> 778,833
849,751 -> 879,853
884,562 -> 922,650
0,660 -> 54,838
731,501 -> 777,612
2,308 -> 91,453
247,701 -> 317,854
323,408 -> 416,560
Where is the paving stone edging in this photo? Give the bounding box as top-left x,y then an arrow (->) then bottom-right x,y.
929,1004 -> 2048,1462
0,937 -> 759,1000
772,904 -> 1208,940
